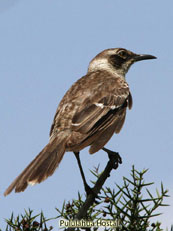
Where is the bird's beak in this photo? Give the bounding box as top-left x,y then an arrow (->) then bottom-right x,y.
134,54 -> 157,62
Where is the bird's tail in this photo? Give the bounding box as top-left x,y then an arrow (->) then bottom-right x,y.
4,133 -> 68,196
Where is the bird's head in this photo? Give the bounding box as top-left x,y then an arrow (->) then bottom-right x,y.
88,48 -> 156,78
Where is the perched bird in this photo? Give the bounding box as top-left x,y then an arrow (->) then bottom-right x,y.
4,48 -> 156,196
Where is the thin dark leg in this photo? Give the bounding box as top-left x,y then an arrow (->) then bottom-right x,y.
74,152 -> 92,196
102,147 -> 122,169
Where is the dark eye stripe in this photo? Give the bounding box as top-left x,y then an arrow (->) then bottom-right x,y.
109,55 -> 126,68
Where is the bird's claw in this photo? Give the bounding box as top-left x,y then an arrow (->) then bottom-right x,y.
102,147 -> 122,169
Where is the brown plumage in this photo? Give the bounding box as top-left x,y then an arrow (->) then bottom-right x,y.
4,48 -> 156,196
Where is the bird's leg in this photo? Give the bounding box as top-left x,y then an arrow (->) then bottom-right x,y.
74,152 -> 93,196
102,147 -> 122,169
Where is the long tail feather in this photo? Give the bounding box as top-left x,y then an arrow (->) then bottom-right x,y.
4,135 -> 67,196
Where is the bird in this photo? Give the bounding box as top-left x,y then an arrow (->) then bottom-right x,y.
4,48 -> 156,196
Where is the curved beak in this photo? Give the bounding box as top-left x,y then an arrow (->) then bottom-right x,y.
134,54 -> 157,62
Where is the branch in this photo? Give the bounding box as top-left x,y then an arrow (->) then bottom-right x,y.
65,153 -> 121,230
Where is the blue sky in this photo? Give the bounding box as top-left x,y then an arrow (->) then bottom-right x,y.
0,0 -> 173,229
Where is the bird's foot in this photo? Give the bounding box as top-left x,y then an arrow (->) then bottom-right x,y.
102,147 -> 122,169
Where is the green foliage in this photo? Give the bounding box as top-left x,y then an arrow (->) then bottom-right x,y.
3,209 -> 53,231
98,166 -> 169,231
56,166 -> 169,231
2,166 -> 170,231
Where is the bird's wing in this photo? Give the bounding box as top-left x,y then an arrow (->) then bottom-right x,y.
71,77 -> 132,135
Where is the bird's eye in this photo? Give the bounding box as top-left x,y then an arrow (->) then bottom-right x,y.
117,50 -> 127,59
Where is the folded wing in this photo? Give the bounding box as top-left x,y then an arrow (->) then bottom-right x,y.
71,77 -> 133,153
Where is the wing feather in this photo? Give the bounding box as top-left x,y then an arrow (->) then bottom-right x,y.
72,103 -> 110,133
72,77 -> 132,137
89,120 -> 119,154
